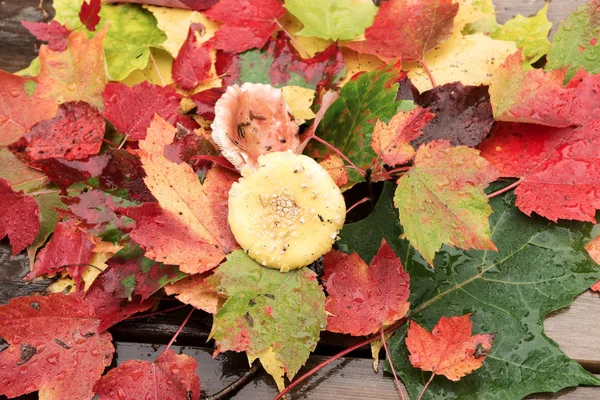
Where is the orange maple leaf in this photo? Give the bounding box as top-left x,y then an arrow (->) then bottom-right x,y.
406,314 -> 495,381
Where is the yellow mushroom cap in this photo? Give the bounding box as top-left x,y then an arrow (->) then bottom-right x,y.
228,151 -> 346,272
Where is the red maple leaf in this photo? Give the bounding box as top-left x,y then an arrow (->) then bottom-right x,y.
204,0 -> 286,53
85,279 -> 154,331
0,70 -> 58,146
189,87 -> 226,120
173,23 -> 213,91
24,101 -> 105,161
20,20 -> 70,51
323,240 -> 410,336
0,294 -> 114,399
102,81 -> 182,141
0,178 -> 40,256
94,350 -> 200,400
119,203 -> 226,274
490,51 -> 600,127
406,314 -> 495,381
26,219 -> 96,287
79,0 -> 101,31
345,0 -> 459,62
479,118 -> 600,222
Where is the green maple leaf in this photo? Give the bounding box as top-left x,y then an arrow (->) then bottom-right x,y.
208,250 -> 326,390
314,63 -> 410,183
53,0 -> 166,81
546,0 -> 600,81
394,141 -> 499,264
339,183 -> 600,399
465,3 -> 551,64
284,0 -> 378,41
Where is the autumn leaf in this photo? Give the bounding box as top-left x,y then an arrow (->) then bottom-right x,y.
206,250 -> 326,391
163,125 -> 220,171
284,0 -> 378,41
172,23 -> 213,90
547,0 -> 600,81
102,81 -> 182,141
216,33 -> 345,90
85,278 -> 154,331
100,243 -> 185,300
394,141 -> 499,264
314,63 -> 405,183
410,82 -> 494,148
339,183 -> 600,399
319,154 -> 349,188
94,350 -> 200,400
586,235 -> 600,292
0,178 -> 40,256
204,0 -> 285,53
406,314 -> 495,381
26,219 -> 96,288
164,273 -> 220,314
79,0 -> 101,31
190,87 -> 225,120
479,118 -> 600,222
24,101 -> 105,161
0,70 -> 58,146
112,0 -> 218,11
323,240 -> 410,336
20,20 -> 70,51
0,294 -> 114,399
371,106 -> 434,166
345,0 -> 459,62
489,51 -> 600,127
37,28 -> 108,108
53,1 -> 167,81
145,4 -> 220,57
465,3 -> 552,65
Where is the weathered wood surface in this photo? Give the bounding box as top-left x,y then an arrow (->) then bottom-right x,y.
1,0 -> 599,399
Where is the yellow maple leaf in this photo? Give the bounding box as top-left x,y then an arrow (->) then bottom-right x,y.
281,86 -> 316,122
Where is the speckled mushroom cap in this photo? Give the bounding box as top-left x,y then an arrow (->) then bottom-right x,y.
211,83 -> 301,171
228,151 -> 346,272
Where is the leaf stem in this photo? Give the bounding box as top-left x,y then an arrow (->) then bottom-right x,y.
162,307 -> 194,355
420,59 -> 436,88
346,197 -> 370,214
417,373 -> 435,400
381,326 -> 406,400
487,179 -> 523,199
309,135 -> 366,177
387,166 -> 412,175
205,361 -> 261,400
272,318 -> 407,400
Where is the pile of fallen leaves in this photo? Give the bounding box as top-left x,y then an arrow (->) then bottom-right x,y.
1,0 -> 600,399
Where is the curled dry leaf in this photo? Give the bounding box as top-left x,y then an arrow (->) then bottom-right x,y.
228,151 -> 346,271
406,314 -> 495,381
211,83 -> 301,171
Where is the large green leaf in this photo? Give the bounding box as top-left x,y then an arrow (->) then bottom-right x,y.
208,250 -> 326,387
284,0 -> 378,41
315,64 -> 404,183
339,183 -> 600,399
53,0 -> 166,81
547,0 -> 600,81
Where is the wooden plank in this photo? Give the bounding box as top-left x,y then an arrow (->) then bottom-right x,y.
113,342 -> 600,400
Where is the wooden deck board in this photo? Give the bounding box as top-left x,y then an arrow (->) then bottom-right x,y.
1,0 -> 599,398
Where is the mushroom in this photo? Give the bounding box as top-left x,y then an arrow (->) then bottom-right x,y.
228,151 -> 346,272
211,83 -> 302,171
